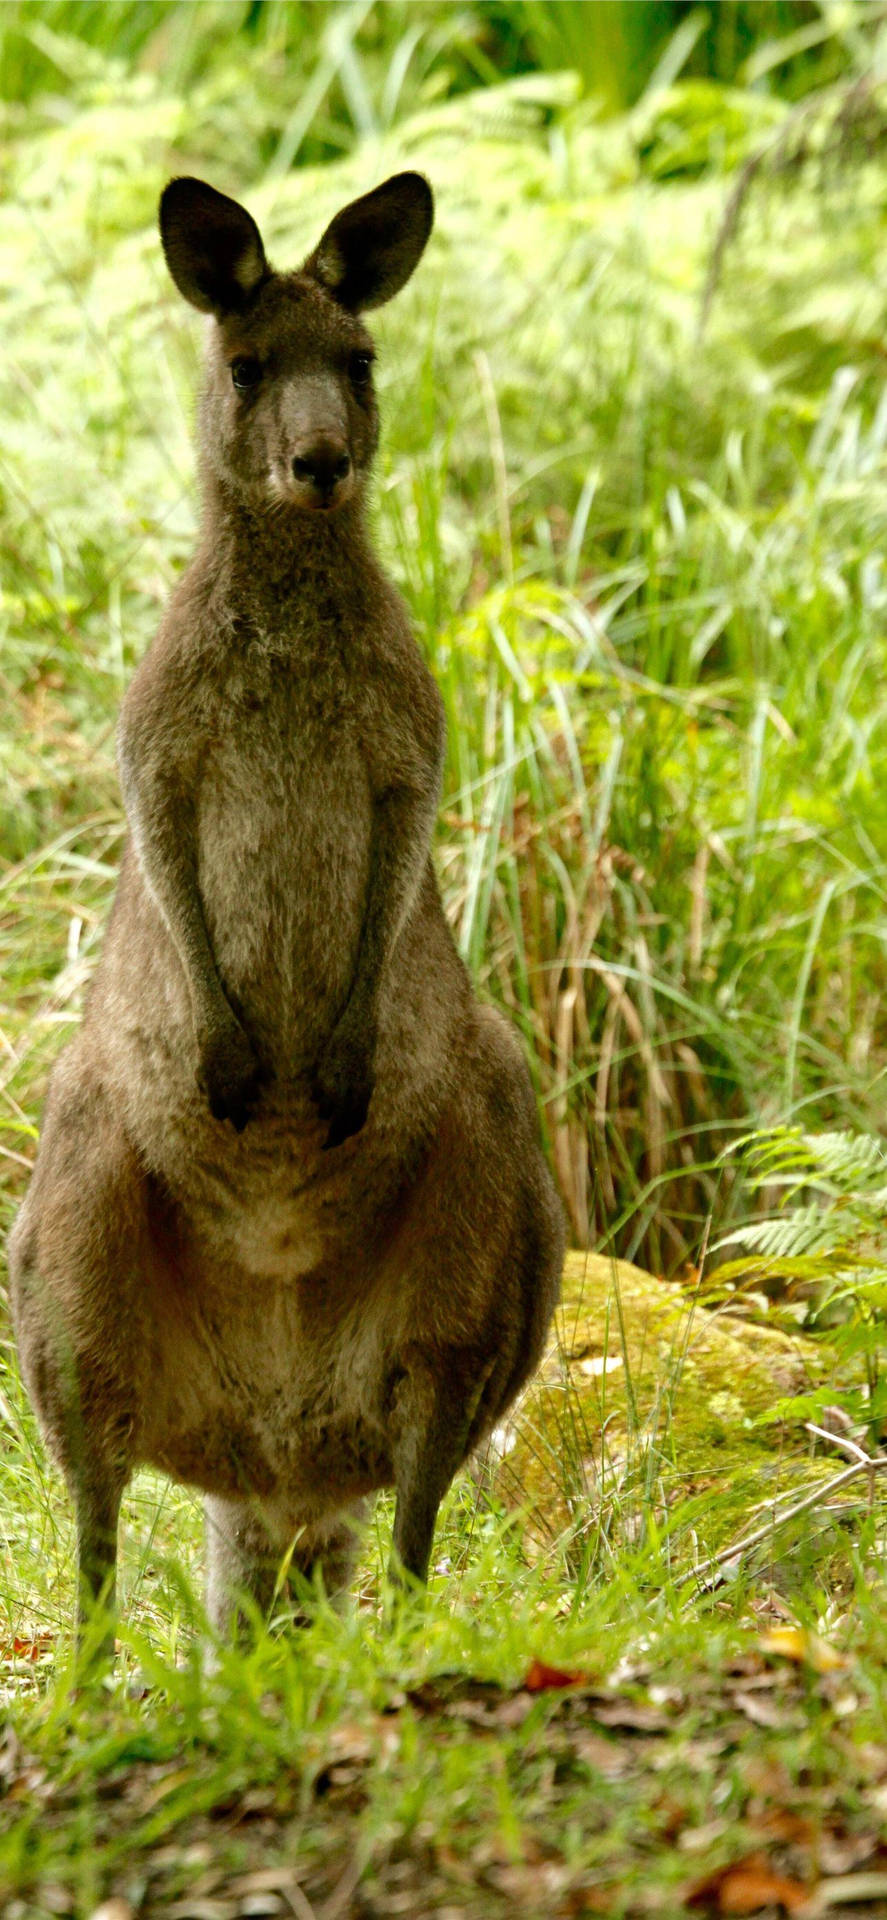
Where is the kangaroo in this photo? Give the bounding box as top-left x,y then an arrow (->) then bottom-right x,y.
8,173 -> 564,1644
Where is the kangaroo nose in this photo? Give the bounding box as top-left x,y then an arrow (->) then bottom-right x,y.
291,442 -> 351,493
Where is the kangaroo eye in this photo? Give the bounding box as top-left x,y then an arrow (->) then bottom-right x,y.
231,357 -> 262,392
349,351 -> 374,390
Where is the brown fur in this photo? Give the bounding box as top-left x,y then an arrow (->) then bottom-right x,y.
8,173 -> 564,1642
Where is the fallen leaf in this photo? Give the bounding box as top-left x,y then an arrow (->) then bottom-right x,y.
758,1628 -> 846,1674
679,1821 -> 729,1856
524,1660 -> 589,1692
325,1720 -> 376,1762
649,1684 -> 686,1709
226,1870 -> 305,1898
686,1853 -> 811,1914
36,1892 -> 76,1918
571,1729 -> 631,1777
592,1698 -> 672,1733
733,1690 -> 798,1731
482,1692 -> 538,1729
0,1635 -> 55,1664
818,1834 -> 887,1876
608,1655 -> 654,1687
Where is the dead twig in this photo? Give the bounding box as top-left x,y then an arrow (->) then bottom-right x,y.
806,1419 -> 880,1508
686,1451 -> 887,1596
319,1855 -> 362,1920
283,1886 -> 319,1920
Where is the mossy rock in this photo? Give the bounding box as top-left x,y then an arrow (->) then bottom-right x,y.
494,1253 -> 844,1574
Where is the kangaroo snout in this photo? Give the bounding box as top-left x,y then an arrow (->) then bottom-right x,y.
290,436 -> 353,509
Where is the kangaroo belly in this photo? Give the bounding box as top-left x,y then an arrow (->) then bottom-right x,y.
137,1252 -> 396,1513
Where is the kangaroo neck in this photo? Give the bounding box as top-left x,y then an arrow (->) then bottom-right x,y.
197,470 -> 374,620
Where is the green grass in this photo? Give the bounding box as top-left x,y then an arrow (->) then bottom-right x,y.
3,5 -> 887,1912
1,1495 -> 886,1915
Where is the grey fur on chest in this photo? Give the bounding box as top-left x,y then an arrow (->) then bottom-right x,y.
194,632 -> 373,1051
206,617 -> 360,738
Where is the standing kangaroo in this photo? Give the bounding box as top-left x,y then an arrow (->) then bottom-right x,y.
9,173 -> 564,1641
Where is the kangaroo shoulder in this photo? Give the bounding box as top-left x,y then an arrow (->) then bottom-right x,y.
118,570 -> 224,771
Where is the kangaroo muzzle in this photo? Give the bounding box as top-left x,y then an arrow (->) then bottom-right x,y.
290,434 -> 353,511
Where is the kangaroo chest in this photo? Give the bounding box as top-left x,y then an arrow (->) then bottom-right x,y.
196,644 -> 373,1053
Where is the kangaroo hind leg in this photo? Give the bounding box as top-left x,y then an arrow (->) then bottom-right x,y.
388,1350 -> 496,1587
8,1056 -> 148,1657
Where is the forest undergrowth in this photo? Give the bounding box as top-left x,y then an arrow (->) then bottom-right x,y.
2,7 -> 887,1915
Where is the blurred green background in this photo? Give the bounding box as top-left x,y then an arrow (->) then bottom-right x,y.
3,0 -> 887,1273
0,1 -> 863,131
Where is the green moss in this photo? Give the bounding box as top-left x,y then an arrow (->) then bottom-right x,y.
495,1253 -> 844,1570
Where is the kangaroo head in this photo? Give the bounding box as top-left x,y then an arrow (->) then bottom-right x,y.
159,172 -> 433,515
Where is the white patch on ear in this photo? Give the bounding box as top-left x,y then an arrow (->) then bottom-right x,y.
312,237 -> 345,293
234,238 -> 266,296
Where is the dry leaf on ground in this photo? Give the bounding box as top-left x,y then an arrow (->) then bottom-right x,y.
686,1853 -> 811,1914
524,1660 -> 590,1692
758,1628 -> 846,1674
0,1635 -> 55,1664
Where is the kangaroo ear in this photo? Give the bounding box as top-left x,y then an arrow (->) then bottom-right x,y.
305,172 -> 433,312
159,178 -> 269,316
